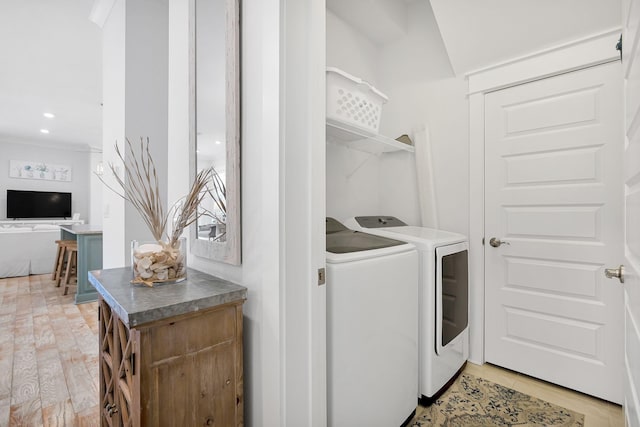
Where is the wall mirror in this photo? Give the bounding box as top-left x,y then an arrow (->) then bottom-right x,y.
189,0 -> 241,264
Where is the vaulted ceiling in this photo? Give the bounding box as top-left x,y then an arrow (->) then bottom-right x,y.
430,0 -> 621,74
327,0 -> 621,75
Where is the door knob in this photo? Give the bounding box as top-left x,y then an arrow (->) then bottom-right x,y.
489,237 -> 510,248
604,265 -> 624,283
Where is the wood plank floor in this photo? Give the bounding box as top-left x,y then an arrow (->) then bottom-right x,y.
461,362 -> 624,426
0,274 -> 625,426
0,274 -> 99,427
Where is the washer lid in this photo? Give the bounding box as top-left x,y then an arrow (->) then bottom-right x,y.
326,217 -> 408,254
344,217 -> 467,250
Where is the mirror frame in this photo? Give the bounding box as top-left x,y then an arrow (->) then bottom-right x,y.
189,0 -> 241,265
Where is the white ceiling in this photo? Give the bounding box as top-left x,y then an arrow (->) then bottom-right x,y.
0,0 -> 102,151
0,0 -> 621,153
328,0 -> 621,76
428,0 -> 621,75
326,0 -> 409,45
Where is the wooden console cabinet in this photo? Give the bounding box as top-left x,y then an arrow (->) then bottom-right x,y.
90,268 -> 246,427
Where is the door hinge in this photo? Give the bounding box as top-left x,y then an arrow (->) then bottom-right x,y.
318,268 -> 326,286
482,237 -> 485,246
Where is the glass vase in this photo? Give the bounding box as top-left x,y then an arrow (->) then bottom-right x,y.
130,237 -> 187,286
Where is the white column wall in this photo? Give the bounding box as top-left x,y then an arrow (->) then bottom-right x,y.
101,0 -> 126,268
168,0 -> 292,425
102,0 -> 169,266
89,150 -> 103,227
122,0 -> 169,255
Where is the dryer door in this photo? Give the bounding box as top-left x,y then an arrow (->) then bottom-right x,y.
435,241 -> 469,355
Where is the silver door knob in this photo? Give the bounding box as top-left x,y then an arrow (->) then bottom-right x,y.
604,265 -> 624,283
489,237 -> 510,248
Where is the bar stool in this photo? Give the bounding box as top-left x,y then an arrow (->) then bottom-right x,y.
63,243 -> 78,295
53,240 -> 76,286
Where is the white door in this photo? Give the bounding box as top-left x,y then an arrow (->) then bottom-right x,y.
622,0 -> 640,422
484,61 -> 624,403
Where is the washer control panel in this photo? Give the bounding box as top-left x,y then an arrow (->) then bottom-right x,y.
354,216 -> 408,228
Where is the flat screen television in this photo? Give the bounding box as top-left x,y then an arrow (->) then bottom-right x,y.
6,190 -> 72,219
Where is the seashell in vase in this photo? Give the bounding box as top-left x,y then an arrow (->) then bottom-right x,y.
131,237 -> 186,286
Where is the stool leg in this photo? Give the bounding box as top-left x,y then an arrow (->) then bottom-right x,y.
52,244 -> 62,280
63,250 -> 77,296
55,246 -> 67,287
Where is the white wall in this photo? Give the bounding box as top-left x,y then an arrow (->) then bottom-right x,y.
89,151 -> 103,227
101,0 -> 126,268
168,0 -> 284,425
101,0 -> 169,268
325,10 -> 386,222
326,10 -> 379,85
379,77 -> 469,234
0,139 -> 91,221
169,1 -> 327,424
326,1 -> 469,235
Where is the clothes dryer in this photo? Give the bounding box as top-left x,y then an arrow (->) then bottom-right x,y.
344,216 -> 469,404
326,218 -> 418,426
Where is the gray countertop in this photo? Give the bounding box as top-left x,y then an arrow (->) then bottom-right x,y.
88,267 -> 247,327
60,224 -> 103,235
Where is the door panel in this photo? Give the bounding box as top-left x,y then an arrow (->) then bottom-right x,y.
485,61 -> 624,403
624,0 -> 640,422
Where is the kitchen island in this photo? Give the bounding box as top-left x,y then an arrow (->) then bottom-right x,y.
60,224 -> 102,304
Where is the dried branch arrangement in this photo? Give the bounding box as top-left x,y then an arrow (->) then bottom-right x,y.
98,137 -> 216,286
196,167 -> 227,241
207,167 -> 227,223
100,138 -> 213,243
95,138 -> 166,241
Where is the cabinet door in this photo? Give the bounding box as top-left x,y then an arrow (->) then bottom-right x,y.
115,317 -> 139,426
99,298 -> 140,427
140,304 -> 241,425
99,298 -> 120,426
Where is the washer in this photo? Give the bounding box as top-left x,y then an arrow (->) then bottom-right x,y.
344,216 -> 469,404
326,218 -> 418,427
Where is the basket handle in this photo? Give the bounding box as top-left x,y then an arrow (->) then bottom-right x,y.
359,80 -> 388,102
326,67 -> 389,102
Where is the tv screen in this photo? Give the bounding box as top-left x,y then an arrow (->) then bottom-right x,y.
6,190 -> 72,219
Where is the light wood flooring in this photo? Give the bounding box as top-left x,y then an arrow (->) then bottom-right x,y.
0,274 -> 99,426
0,274 -> 626,426
414,359 -> 624,426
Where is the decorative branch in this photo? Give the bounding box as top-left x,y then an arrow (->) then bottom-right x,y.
96,138 -> 229,249
205,167 -> 227,222
168,167 -> 213,247
98,137 -> 167,242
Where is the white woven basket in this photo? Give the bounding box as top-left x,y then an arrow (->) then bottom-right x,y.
326,67 -> 388,135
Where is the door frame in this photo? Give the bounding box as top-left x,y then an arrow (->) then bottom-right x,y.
466,28 -> 621,364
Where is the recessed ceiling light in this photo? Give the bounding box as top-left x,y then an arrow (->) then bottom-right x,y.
40,129 -> 50,134
215,140 -> 222,145
43,113 -> 55,119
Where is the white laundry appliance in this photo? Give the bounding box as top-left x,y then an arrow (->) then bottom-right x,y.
345,216 -> 469,405
326,218 -> 419,427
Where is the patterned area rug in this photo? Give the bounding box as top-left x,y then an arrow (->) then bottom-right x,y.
412,373 -> 585,426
